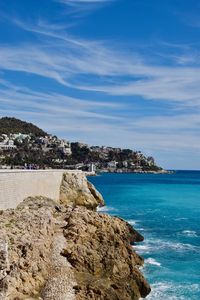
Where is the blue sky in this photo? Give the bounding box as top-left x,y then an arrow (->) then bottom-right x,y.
0,0 -> 200,169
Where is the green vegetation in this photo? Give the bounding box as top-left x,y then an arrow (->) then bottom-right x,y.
0,117 -> 47,136
0,117 -> 162,171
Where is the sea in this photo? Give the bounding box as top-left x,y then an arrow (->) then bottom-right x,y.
89,171 -> 200,300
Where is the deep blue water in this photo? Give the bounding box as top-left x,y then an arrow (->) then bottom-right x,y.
89,171 -> 200,300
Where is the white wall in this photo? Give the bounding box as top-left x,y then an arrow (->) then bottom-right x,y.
0,170 -> 82,210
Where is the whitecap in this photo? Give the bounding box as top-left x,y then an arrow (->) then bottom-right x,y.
182,230 -> 198,237
146,282 -> 200,300
97,206 -> 117,213
146,282 -> 183,300
145,258 -> 161,267
174,217 -> 188,221
136,227 -> 145,231
127,220 -> 138,226
134,244 -> 151,253
133,238 -> 199,254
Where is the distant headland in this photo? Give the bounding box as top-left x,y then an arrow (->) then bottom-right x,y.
0,117 -> 166,173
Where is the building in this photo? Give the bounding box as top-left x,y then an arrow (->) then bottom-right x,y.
0,139 -> 16,150
88,163 -> 96,173
107,161 -> 118,168
11,133 -> 30,143
58,139 -> 72,155
123,161 -> 128,168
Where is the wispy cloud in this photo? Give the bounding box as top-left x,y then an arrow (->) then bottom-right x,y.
0,79 -> 122,117
2,16 -> 200,108
58,0 -> 112,3
1,77 -> 200,155
57,0 -> 113,7
55,0 -> 114,16
1,5 -> 200,169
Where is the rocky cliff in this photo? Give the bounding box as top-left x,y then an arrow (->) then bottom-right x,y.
0,173 -> 150,300
59,172 -> 104,210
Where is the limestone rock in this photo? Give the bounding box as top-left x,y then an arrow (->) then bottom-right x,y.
0,174 -> 150,300
59,173 -> 104,210
62,206 -> 150,300
0,233 -> 9,300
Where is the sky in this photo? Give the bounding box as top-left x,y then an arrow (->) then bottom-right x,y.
0,0 -> 200,169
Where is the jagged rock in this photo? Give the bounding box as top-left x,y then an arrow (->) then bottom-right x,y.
62,206 -> 150,300
0,232 -> 9,300
0,198 -> 58,299
0,174 -> 150,300
60,173 -> 104,210
41,234 -> 76,300
0,234 -> 9,281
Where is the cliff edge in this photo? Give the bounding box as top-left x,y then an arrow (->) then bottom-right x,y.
0,173 -> 150,300
60,172 -> 104,210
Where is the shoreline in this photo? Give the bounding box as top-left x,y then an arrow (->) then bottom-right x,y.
96,169 -> 173,175
0,171 -> 151,299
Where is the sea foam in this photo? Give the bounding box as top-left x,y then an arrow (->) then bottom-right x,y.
145,257 -> 161,267
182,230 -> 198,237
97,206 -> 117,213
146,282 -> 200,300
127,219 -> 138,226
133,238 -> 199,254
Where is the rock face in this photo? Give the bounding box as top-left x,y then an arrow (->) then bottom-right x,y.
62,207 -> 150,300
0,173 -> 150,300
60,173 -> 104,210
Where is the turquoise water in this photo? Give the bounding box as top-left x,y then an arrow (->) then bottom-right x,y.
89,171 -> 200,300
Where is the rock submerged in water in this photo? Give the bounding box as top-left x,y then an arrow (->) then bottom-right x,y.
0,173 -> 150,300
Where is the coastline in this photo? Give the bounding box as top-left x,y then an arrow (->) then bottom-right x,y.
96,169 -> 173,175
0,171 -> 151,299
89,171 -> 200,300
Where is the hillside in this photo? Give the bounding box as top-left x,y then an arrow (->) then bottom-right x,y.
0,117 -> 163,172
0,117 -> 47,137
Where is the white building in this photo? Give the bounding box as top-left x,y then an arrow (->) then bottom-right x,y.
0,139 -> 16,150
123,161 -> 128,168
58,139 -> 72,155
11,133 -> 30,143
88,163 -> 96,173
107,161 -> 118,168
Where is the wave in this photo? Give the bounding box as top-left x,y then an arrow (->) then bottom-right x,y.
126,220 -> 147,233
133,238 -> 199,254
136,227 -> 145,231
97,206 -> 117,213
145,258 -> 161,267
134,245 -> 150,252
127,219 -> 138,226
146,282 -> 200,300
181,230 -> 198,237
174,217 -> 188,221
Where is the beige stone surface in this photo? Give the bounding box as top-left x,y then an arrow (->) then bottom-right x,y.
60,172 -> 104,210
0,171 -> 150,300
0,170 -> 82,210
0,197 -> 150,300
62,206 -> 150,300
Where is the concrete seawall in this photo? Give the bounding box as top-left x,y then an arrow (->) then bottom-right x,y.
0,170 -> 83,210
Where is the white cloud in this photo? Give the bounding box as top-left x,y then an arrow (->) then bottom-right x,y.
2,12 -> 200,169
1,38 -> 200,108
58,0 -> 111,3
1,78 -> 200,155
2,16 -> 199,109
56,0 -> 113,7
0,79 -> 122,118
55,0 -> 114,16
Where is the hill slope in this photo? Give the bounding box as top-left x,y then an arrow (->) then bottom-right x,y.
0,117 -> 163,172
0,117 -> 47,136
